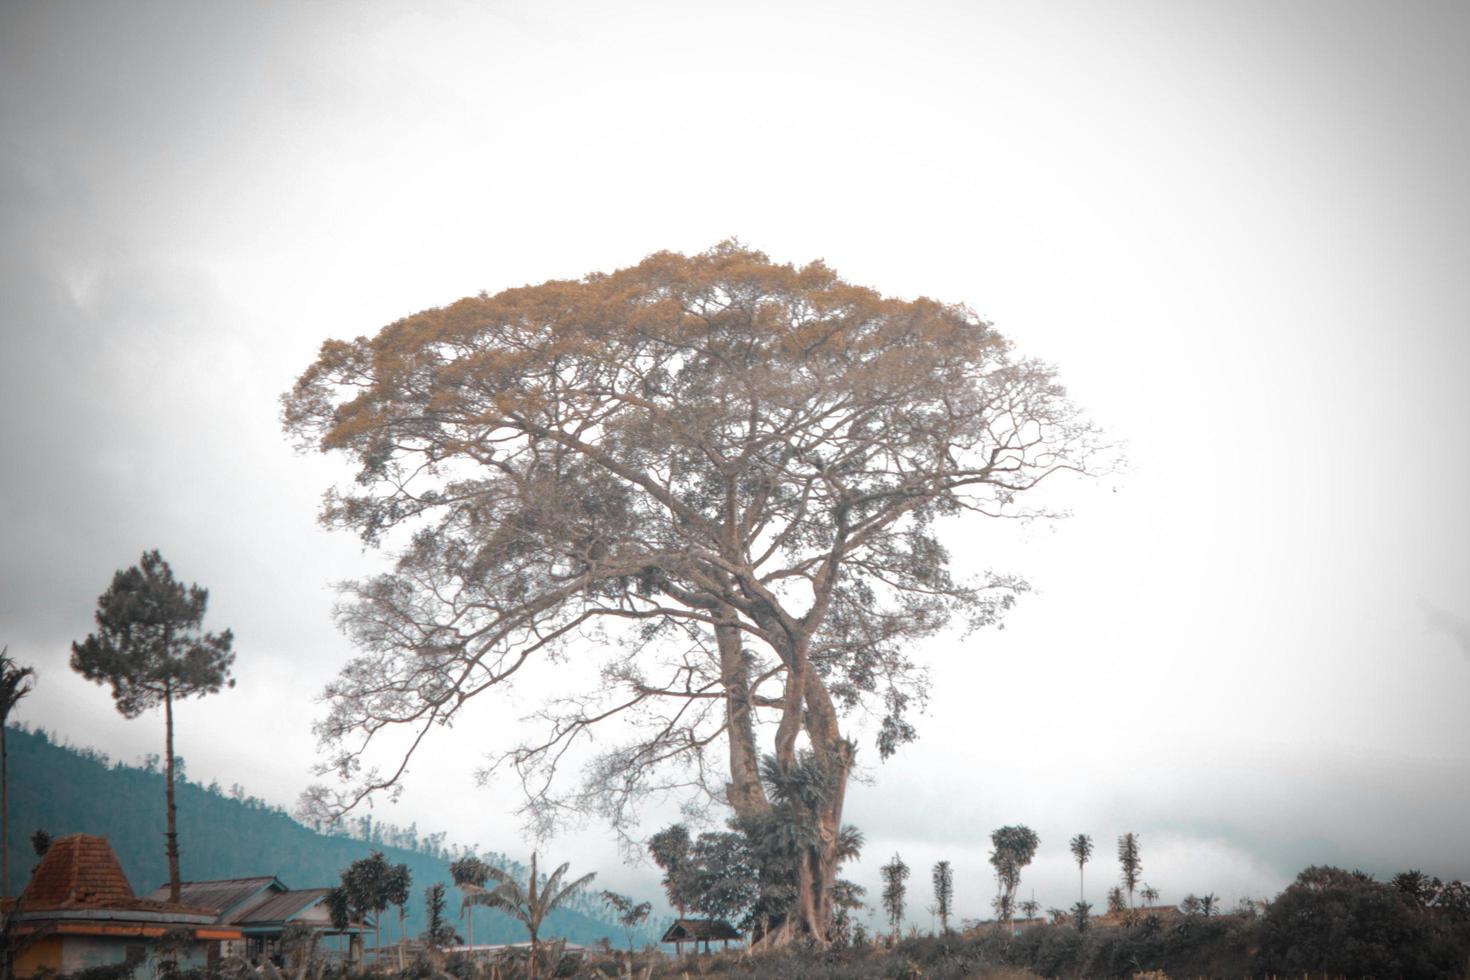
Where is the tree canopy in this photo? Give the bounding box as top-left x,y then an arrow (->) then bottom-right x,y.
284,242 -> 1099,938
70,551 -> 235,718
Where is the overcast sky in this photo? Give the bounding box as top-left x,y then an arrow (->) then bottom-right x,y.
3,0 -> 1468,926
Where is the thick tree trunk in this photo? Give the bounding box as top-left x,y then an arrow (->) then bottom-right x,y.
804,672 -> 852,938
164,682 -> 181,903
763,642 -> 854,947
716,620 -> 768,820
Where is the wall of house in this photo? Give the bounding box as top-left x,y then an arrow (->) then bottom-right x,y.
27,935 -> 212,980
14,936 -> 63,977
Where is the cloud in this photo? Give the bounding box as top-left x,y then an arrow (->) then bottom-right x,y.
1422,600 -> 1470,663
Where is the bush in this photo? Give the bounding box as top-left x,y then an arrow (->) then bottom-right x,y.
1257,866 -> 1466,980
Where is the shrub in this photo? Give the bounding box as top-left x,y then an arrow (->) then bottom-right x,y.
1257,866 -> 1465,979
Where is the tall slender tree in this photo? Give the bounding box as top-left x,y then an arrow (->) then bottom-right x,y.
449,855 -> 491,946
931,860 -> 954,934
423,882 -> 456,948
384,861 -> 412,965
69,551 -> 235,902
1069,834 -> 1093,903
879,853 -> 909,938
988,826 -> 1039,926
0,649 -> 36,898
1117,833 -> 1141,908
462,852 -> 594,980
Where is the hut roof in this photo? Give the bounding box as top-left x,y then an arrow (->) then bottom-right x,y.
232,887 -> 330,925
146,877 -> 284,918
660,918 -> 741,942
17,834 -> 216,918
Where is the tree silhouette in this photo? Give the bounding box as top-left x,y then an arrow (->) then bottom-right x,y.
931,861 -> 954,934
1069,834 -> 1093,903
0,649 -> 36,897
1071,901 -> 1091,932
450,855 -> 491,946
1117,833 -> 1141,908
1140,883 -> 1159,908
988,825 -> 1039,926
880,853 -> 910,938
647,825 -> 699,919
422,882 -> 456,948
339,850 -> 402,958
462,852 -> 595,980
69,551 -> 235,902
384,860 -> 412,964
285,242 -> 1101,940
600,890 -> 652,969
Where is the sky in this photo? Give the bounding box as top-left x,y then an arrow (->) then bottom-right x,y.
2,0 -> 1468,928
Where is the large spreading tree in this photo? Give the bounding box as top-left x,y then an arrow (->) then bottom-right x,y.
70,550 -> 235,902
283,242 -> 1098,940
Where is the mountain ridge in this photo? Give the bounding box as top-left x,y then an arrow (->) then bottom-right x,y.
5,724 -> 663,947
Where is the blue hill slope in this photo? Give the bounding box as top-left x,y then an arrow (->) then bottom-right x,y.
5,725 -> 660,947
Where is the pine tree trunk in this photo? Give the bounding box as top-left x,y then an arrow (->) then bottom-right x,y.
164,680 -> 181,903
2,721 -> 10,898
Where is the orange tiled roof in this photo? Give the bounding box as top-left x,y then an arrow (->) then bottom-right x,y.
18,834 -> 215,916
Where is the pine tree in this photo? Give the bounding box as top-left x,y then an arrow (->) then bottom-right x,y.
70,552 -> 235,902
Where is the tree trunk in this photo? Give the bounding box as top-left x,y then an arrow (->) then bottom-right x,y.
164,681 -> 181,903
716,620 -> 768,821
2,721 -> 9,898
761,640 -> 854,947
528,924 -> 538,980
398,906 -> 405,968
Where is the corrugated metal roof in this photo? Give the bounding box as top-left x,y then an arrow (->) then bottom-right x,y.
145,877 -> 282,916
231,888 -> 328,925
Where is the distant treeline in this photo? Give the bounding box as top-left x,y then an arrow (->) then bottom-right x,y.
5,724 -> 662,946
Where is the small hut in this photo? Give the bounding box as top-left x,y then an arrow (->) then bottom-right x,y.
660,918 -> 741,956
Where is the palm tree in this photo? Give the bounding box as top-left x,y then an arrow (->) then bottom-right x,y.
1117,833 -> 1141,908
0,649 -> 36,897
1068,834 -> 1093,903
463,853 -> 595,980
450,856 -> 491,946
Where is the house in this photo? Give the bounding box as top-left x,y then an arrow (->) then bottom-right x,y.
145,877 -> 368,961
660,918 -> 741,955
2,834 -> 242,979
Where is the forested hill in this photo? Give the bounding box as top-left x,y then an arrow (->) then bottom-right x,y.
5,725 -> 662,947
